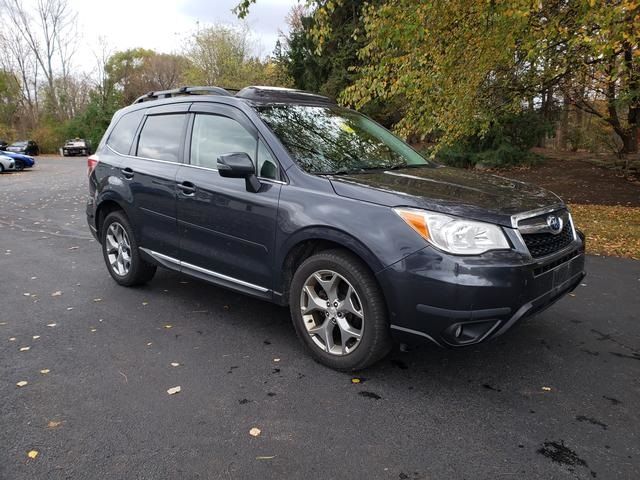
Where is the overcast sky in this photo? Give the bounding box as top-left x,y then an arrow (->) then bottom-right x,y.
66,0 -> 298,71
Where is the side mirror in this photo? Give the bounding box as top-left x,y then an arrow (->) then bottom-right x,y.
217,152 -> 261,193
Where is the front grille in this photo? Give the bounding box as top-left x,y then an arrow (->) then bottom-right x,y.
522,221 -> 574,258
533,249 -> 580,276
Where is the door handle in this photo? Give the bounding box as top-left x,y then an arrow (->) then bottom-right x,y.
177,181 -> 196,195
121,167 -> 134,179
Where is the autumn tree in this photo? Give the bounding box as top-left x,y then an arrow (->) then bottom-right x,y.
239,0 -> 639,155
105,49 -> 190,104
0,0 -> 77,121
185,24 -> 278,87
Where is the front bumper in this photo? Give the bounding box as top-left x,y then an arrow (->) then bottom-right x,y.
64,148 -> 88,155
377,235 -> 586,347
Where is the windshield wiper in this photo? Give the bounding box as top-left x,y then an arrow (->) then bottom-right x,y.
316,167 -> 353,175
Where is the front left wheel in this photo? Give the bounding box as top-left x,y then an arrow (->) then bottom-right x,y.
101,211 -> 156,286
289,249 -> 393,371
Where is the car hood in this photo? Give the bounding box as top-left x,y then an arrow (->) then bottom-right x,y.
328,166 -> 563,227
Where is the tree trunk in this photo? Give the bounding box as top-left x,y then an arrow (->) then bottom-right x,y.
622,44 -> 639,154
557,94 -> 569,151
621,127 -> 638,154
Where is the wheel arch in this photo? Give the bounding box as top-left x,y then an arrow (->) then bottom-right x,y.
94,195 -> 132,241
275,227 -> 386,306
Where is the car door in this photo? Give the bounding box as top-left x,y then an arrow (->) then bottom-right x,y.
175,103 -> 282,296
128,103 -> 190,258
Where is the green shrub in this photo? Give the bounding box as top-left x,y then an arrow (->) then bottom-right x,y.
434,145 -> 474,168
433,111 -> 549,168
31,124 -> 65,154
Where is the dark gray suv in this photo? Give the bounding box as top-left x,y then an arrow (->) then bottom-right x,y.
87,86 -> 586,370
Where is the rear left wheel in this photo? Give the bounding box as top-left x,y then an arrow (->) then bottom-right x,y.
101,211 -> 156,286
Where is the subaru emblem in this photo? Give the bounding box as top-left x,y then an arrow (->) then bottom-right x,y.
546,215 -> 563,234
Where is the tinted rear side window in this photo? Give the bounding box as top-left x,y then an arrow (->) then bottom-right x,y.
107,110 -> 144,154
137,114 -> 187,162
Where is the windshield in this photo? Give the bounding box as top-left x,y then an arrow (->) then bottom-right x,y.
12,141 -> 27,147
256,105 -> 431,174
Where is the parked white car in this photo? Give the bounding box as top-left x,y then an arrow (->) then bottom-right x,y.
0,154 -> 16,173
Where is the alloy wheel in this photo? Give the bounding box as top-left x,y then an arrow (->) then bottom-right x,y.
105,222 -> 132,276
300,270 -> 364,355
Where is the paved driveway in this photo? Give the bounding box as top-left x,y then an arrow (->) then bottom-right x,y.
1,157 -> 639,479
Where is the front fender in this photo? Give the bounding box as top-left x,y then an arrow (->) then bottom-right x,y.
278,225 -> 385,274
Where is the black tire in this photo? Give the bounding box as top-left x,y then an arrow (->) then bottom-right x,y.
0,164 -> 4,173
14,160 -> 24,171
289,249 -> 392,371
101,211 -> 156,286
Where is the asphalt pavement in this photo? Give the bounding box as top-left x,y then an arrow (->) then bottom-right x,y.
1,157 -> 639,480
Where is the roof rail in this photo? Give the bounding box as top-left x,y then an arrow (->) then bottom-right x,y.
236,86 -> 336,105
132,86 -> 233,104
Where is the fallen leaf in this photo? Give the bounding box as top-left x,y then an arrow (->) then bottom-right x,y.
568,293 -> 576,297
40,369 -> 50,374
66,307 -> 73,311
0,322 -> 6,326
164,324 -> 172,329
142,302 -> 149,306
170,362 -> 180,367
30,276 -> 37,280
47,420 -> 62,428
167,386 -> 181,395
249,427 -> 261,437
32,335 -> 40,340
542,386 -> 552,391
16,381 -> 28,387
20,346 -> 30,351
93,298 -> 102,302
68,246 -> 79,250
90,328 -> 97,332
223,305 -> 230,310
51,291 -> 62,297
351,378 -> 361,384
27,450 -> 38,459
46,323 -> 57,327
23,292 -> 31,296
256,455 -> 276,460
273,358 -> 281,362
146,342 -> 153,346
9,337 -> 16,341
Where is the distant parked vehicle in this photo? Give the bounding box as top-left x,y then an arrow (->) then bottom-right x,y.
7,140 -> 39,156
0,140 -> 8,151
0,154 -> 17,172
2,151 -> 35,170
62,138 -> 91,156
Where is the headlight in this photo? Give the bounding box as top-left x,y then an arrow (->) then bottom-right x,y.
394,208 -> 510,255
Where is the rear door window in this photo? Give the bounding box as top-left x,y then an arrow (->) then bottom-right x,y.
136,114 -> 187,162
107,110 -> 144,154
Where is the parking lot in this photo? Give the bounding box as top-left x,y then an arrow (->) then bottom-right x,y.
1,156 -> 639,479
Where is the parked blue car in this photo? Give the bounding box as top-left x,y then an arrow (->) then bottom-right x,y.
2,151 -> 35,170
